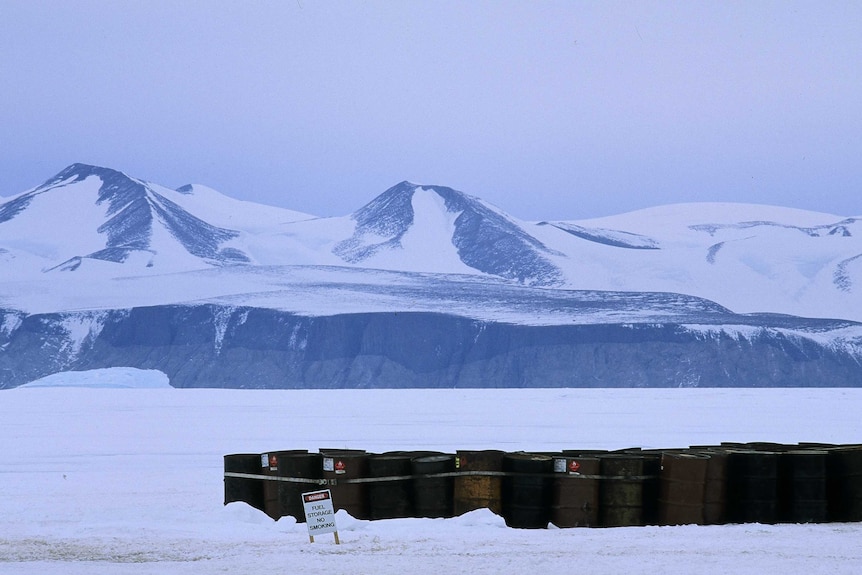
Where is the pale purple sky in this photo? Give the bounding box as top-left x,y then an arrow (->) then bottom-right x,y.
1,1 -> 860,219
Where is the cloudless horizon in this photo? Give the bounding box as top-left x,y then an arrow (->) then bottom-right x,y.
2,1 -> 860,219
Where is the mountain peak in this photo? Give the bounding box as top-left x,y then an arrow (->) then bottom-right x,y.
0,163 -> 130,226
0,163 -> 251,271
40,163 -> 129,190
331,181 -> 563,285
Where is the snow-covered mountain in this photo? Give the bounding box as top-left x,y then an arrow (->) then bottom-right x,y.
332,181 -> 562,284
2,163 -> 860,321
1,164 -> 861,389
0,163 -> 313,274
540,204 -> 862,322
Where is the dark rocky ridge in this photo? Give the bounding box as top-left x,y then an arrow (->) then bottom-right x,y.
1,304 -> 860,389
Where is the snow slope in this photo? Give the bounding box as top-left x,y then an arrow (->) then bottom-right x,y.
534,204 -> 862,320
170,183 -> 313,231
1,374 -> 861,574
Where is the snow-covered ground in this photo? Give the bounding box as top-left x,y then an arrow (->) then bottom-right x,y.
2,370 -> 861,574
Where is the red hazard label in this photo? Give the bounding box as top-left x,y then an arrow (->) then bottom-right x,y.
303,490 -> 331,503
569,460 -> 581,473
269,455 -> 278,469
335,460 -> 346,474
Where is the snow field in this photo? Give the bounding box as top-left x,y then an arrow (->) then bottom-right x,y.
2,381 -> 862,573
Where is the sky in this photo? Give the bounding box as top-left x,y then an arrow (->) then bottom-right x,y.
1,1 -> 860,220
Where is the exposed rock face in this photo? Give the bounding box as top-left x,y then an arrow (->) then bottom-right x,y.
1,305 -> 860,389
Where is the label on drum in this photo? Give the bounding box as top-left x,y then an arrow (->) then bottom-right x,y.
553,458 -> 567,473
323,457 -> 334,472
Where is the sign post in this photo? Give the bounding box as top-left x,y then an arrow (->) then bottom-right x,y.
301,489 -> 339,544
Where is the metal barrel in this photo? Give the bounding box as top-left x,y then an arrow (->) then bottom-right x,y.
412,454 -> 456,518
367,452 -> 414,520
726,450 -> 779,524
599,453 -> 649,527
551,455 -> 600,528
267,451 -> 321,522
703,450 -> 729,525
261,451 -> 281,520
779,450 -> 828,523
319,448 -> 367,454
745,442 -> 792,452
453,450 -> 504,516
260,450 -> 308,520
320,450 -> 370,520
640,452 -> 662,525
658,452 -> 709,525
223,453 -> 267,513
502,453 -> 554,529
827,444 -> 862,522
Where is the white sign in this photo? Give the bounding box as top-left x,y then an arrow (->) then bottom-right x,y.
301,489 -> 338,541
554,458 -> 566,473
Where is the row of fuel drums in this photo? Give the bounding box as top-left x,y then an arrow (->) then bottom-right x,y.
224,443 -> 862,528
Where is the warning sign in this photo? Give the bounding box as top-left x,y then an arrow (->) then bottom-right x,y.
301,489 -> 338,539
554,457 -> 581,474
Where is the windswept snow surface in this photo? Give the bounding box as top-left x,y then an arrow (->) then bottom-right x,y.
1,374 -> 861,574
